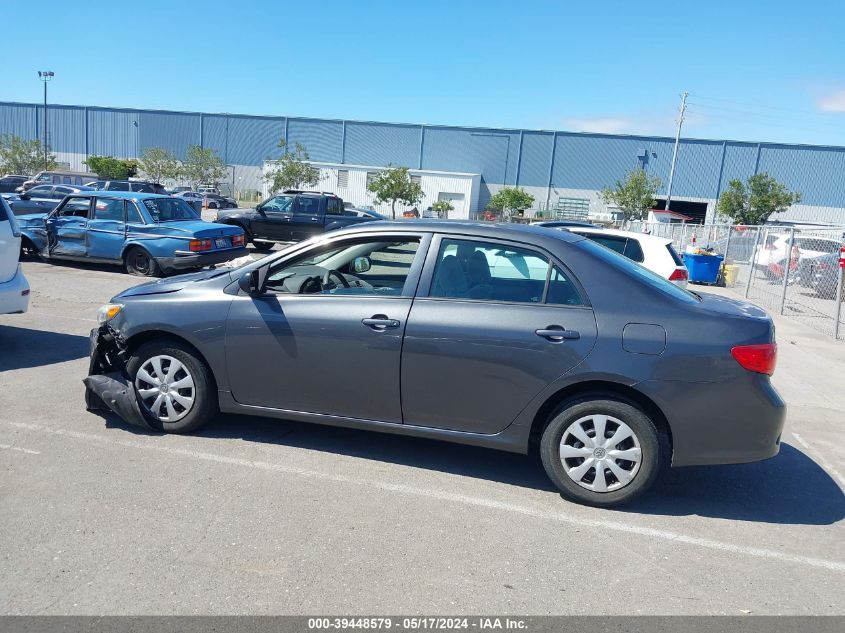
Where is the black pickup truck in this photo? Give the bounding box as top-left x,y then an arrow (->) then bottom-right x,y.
215,190 -> 385,251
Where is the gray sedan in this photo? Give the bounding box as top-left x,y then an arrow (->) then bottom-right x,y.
86,221 -> 785,506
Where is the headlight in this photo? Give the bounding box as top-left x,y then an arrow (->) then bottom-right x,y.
97,304 -> 123,324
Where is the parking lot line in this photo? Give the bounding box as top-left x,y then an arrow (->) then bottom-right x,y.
7,419 -> 845,574
792,432 -> 845,488
0,443 -> 41,455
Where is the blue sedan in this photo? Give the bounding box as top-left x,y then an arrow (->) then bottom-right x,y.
17,192 -> 247,276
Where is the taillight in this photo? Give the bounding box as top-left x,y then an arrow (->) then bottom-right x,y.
232,234 -> 245,247
669,267 -> 688,281
189,239 -> 212,252
731,343 -> 777,375
816,261 -> 831,271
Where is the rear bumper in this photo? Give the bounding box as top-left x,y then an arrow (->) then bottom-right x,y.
0,264 -> 30,314
638,375 -> 786,467
157,247 -> 248,272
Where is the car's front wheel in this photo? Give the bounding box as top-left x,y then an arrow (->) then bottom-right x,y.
126,340 -> 218,433
540,398 -> 660,507
252,240 -> 275,252
125,247 -> 161,277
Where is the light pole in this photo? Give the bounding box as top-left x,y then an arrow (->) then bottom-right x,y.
37,71 -> 54,170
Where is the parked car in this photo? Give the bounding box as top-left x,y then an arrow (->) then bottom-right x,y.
547,226 -> 689,286
16,192 -> 247,277
754,234 -> 841,279
197,185 -> 220,195
534,220 -> 600,228
0,175 -> 28,193
20,170 -> 98,191
711,231 -> 759,263
6,184 -> 95,215
170,186 -> 193,194
797,252 -> 845,299
86,180 -> 168,195
86,221 -> 784,507
215,190 -> 379,251
203,193 -> 237,210
0,196 -> 30,314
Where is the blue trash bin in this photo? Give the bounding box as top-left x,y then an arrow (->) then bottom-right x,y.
682,253 -> 724,284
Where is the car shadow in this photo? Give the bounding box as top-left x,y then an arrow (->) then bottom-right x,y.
0,325 -> 90,370
621,443 -> 844,525
101,411 -> 844,525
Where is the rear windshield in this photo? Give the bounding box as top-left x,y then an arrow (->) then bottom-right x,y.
578,238 -> 699,304
666,244 -> 684,266
142,197 -> 199,222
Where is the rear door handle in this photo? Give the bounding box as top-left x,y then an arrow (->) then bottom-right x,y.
535,326 -> 580,341
362,315 -> 401,330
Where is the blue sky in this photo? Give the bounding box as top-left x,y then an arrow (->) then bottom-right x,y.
2,0 -> 844,145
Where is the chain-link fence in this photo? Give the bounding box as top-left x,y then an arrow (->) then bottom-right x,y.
626,221 -> 845,340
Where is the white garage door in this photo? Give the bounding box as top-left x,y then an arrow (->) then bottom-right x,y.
438,193 -> 466,219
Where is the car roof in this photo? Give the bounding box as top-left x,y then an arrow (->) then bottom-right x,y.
564,226 -> 673,244
339,220 -> 586,245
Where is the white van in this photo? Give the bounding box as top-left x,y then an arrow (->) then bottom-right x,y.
0,197 -> 30,315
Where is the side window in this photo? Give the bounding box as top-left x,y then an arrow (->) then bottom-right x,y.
430,239 -> 549,303
109,181 -> 130,191
298,196 -> 320,215
53,186 -> 73,199
28,186 -> 53,198
583,234 -> 627,256
263,237 -> 421,297
93,198 -> 125,222
59,197 -> 92,218
125,201 -> 145,224
546,266 -> 583,306
262,195 -> 294,213
623,238 -> 645,262
326,198 -> 343,215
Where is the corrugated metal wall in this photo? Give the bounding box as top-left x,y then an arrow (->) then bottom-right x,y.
2,100 -> 844,218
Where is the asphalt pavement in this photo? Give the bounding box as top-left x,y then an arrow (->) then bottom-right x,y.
0,254 -> 843,615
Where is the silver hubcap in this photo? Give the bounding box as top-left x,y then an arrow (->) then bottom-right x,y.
134,355 -> 195,422
559,414 -> 642,493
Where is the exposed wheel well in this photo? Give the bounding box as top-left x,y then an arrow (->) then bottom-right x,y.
528,380 -> 672,454
125,331 -> 218,393
122,244 -> 150,261
20,235 -> 38,253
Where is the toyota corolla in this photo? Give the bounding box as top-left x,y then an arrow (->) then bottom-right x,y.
86,221 -> 785,506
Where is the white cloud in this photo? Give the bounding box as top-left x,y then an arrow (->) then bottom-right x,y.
818,90 -> 845,112
564,117 -> 633,134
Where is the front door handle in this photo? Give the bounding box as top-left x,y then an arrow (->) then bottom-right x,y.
362,315 -> 401,330
535,326 -> 580,341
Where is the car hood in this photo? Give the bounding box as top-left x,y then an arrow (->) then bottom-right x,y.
146,220 -> 243,238
115,268 -> 233,299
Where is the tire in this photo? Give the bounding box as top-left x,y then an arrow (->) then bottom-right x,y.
540,397 -> 661,507
252,240 -> 275,252
126,340 -> 218,433
125,247 -> 161,277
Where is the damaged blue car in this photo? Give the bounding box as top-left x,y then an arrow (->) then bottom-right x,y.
17,191 -> 248,276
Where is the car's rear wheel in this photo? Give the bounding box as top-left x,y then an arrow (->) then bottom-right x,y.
125,247 -> 161,277
126,340 -> 217,433
540,398 -> 660,507
252,240 -> 275,252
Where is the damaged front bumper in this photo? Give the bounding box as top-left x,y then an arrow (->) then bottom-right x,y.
83,325 -> 149,428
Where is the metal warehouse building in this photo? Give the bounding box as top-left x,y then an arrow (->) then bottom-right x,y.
2,100 -> 844,224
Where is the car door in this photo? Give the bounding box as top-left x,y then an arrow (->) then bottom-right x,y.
19,185 -> 57,214
250,195 -> 295,241
400,235 -> 598,434
46,196 -> 92,258
225,232 -> 430,423
86,197 -> 127,261
289,195 -> 325,241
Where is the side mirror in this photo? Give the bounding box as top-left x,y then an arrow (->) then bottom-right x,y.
19,192 -> 30,200
238,270 -> 263,295
351,256 -> 371,274
255,203 -> 265,213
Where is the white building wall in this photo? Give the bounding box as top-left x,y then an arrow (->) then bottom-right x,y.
263,161 -> 480,219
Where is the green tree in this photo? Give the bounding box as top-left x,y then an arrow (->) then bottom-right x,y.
138,147 -> 180,183
717,172 -> 801,225
182,145 -> 227,186
265,140 -> 321,193
487,187 -> 535,215
84,155 -> 139,180
366,166 -> 423,219
600,168 -> 661,222
431,199 -> 454,218
0,134 -> 57,175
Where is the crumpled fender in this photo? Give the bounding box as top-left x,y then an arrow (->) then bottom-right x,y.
83,373 -> 151,429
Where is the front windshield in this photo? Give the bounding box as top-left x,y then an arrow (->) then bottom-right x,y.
577,238 -> 699,304
142,197 -> 200,222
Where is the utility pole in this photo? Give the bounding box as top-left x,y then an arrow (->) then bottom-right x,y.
664,91 -> 687,214
37,71 -> 55,170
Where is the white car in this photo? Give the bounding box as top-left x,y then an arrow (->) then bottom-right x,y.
560,227 -> 689,286
0,197 -> 30,315
753,233 -> 841,272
